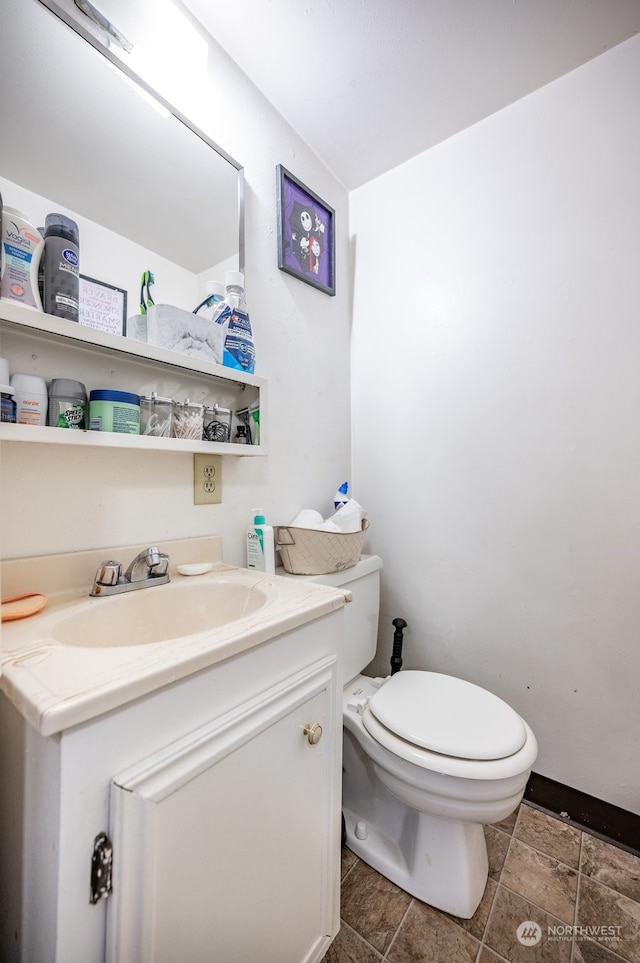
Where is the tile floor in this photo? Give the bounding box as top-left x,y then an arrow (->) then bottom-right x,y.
322,803 -> 640,963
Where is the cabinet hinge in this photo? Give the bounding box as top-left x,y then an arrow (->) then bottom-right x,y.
90,831 -> 113,904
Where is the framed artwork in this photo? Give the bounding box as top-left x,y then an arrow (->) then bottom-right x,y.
276,164 -> 335,296
79,275 -> 128,336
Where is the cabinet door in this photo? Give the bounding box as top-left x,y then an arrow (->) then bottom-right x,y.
106,657 -> 339,963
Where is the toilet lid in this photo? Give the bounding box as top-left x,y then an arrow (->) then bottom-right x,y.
368,671 -> 526,760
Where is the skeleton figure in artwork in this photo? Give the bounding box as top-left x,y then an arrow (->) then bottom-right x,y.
289,201 -> 326,274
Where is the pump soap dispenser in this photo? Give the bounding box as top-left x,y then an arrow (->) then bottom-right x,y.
246,509 -> 275,574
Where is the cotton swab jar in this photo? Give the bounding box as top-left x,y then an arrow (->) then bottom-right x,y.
172,399 -> 204,440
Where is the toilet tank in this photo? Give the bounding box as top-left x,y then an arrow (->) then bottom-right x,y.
277,554 -> 382,683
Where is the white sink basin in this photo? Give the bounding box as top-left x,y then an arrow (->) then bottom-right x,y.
1,537 -> 349,736
53,578 -> 268,647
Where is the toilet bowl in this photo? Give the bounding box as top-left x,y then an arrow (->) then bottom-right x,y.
278,555 -> 538,918
342,673 -> 537,917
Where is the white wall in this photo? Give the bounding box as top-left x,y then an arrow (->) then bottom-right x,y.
0,8 -> 352,565
350,35 -> 640,815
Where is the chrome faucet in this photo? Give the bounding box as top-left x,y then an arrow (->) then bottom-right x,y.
90,546 -> 170,597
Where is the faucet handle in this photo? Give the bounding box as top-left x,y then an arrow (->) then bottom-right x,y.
95,561 -> 122,586
151,554 -> 169,577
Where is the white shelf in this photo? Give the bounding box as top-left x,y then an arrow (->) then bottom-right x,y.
0,422 -> 258,454
0,302 -> 265,455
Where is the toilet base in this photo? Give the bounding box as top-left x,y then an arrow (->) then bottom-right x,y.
342,717 -> 491,918
343,803 -> 488,919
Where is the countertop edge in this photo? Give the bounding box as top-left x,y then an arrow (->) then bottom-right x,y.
1,584 -> 349,736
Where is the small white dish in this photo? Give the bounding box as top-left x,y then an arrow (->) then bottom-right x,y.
176,562 -> 213,577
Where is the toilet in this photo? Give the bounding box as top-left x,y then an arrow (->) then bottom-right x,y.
281,554 -> 538,919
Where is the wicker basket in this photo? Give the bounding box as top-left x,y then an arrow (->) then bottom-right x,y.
275,520 -> 369,575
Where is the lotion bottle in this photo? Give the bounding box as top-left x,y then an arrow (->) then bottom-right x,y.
1,207 -> 44,310
246,509 -> 275,574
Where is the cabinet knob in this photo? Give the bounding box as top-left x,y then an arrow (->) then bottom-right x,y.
303,722 -> 323,746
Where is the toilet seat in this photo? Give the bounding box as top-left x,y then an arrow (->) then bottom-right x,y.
366,671 -> 527,761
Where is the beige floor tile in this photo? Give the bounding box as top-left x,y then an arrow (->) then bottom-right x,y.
333,803 -> 639,963
443,877 -> 498,942
577,876 -> 640,963
515,805 -> 582,869
340,859 -> 411,956
501,837 -> 579,923
386,900 -> 480,963
477,948 -> 511,963
492,809 -> 519,835
485,825 -> 512,881
573,938 -> 633,962
321,921 -> 384,962
342,846 -> 358,880
484,885 -> 572,962
581,837 -> 640,904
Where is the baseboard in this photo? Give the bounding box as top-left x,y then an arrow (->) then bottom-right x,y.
524,772 -> 640,857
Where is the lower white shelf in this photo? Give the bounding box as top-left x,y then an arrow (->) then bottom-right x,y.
0,423 -> 263,455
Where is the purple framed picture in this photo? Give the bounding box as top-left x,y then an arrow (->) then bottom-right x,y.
276,165 -> 335,296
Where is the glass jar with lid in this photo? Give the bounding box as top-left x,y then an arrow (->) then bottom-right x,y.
172,399 -> 204,440
140,393 -> 173,437
202,404 -> 232,442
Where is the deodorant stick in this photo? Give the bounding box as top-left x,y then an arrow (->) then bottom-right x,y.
10,373 -> 48,426
42,213 -> 79,322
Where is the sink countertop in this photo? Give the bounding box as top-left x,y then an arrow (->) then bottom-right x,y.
1,536 -> 349,736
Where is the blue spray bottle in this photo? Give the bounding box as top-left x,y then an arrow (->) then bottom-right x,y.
334,482 -> 349,510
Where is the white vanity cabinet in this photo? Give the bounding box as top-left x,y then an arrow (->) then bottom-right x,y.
109,659 -> 336,963
0,611 -> 343,963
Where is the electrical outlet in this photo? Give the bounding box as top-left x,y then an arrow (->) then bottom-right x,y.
193,454 -> 222,505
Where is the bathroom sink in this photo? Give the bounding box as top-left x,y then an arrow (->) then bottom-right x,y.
0,537 -> 350,737
53,578 -> 268,647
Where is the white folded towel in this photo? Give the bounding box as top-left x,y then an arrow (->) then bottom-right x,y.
326,499 -> 366,533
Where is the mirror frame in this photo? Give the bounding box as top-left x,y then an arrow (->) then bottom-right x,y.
35,0 -> 245,275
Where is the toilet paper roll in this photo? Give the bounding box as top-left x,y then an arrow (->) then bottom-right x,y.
289,509 -> 325,529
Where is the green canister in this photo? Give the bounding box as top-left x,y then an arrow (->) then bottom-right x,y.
89,389 -> 140,434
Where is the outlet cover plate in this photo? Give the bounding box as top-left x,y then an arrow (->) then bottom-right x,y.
193,454 -> 222,505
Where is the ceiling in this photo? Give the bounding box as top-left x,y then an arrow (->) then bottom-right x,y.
182,0 -> 640,190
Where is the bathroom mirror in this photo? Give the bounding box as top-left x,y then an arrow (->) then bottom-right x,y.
0,0 -> 243,320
